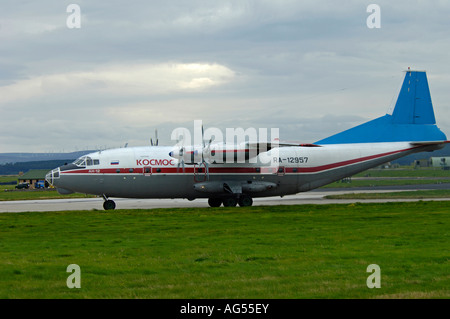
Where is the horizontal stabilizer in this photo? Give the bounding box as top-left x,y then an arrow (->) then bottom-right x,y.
410,140 -> 449,152
410,141 -> 449,146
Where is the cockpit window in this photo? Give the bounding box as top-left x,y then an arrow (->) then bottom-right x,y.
74,157 -> 86,167
73,156 -> 100,167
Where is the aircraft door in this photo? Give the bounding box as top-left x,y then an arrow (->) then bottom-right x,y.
193,163 -> 207,182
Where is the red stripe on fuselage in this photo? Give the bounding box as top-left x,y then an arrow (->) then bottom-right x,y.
295,147 -> 412,173
59,147 -> 415,175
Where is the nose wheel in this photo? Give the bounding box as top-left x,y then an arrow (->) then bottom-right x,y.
102,195 -> 116,210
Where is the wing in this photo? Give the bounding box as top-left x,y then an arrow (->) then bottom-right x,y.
169,141 -> 322,164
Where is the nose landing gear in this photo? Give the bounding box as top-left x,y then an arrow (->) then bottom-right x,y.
102,195 -> 116,210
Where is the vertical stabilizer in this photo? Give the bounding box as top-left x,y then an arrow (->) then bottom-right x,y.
315,70 -> 446,144
391,70 -> 436,124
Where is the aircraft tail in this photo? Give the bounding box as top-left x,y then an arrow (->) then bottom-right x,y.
315,70 -> 447,144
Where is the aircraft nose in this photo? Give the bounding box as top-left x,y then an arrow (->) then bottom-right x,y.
45,167 -> 60,186
45,171 -> 52,185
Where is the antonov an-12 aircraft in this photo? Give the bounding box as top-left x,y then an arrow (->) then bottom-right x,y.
46,70 -> 448,210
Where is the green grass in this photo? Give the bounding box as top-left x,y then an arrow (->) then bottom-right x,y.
0,189 -> 96,201
0,176 -> 17,183
321,167 -> 450,188
1,175 -> 94,201
322,179 -> 449,188
0,176 -> 19,191
353,167 -> 450,178
0,202 -> 449,299
325,190 -> 450,200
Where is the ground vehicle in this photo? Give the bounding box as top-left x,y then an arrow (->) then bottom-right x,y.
15,182 -> 30,189
35,181 -> 46,189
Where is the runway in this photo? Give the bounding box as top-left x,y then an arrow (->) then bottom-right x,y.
1,187 -> 449,213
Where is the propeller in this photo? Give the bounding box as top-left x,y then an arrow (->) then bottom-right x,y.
174,129 -> 186,173
168,124 -> 214,178
177,146 -> 186,173
201,124 -> 214,181
150,129 -> 159,146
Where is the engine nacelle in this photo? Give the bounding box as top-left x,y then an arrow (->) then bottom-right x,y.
193,181 -> 225,193
242,181 -> 277,193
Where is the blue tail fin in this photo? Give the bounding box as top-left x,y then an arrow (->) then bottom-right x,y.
315,70 -> 447,144
391,70 -> 436,124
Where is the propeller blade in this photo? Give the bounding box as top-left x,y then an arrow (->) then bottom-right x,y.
176,159 -> 185,173
201,124 -> 205,148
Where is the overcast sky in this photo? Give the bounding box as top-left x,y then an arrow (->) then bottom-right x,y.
1,0 -> 450,152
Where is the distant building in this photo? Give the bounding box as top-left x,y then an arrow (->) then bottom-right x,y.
18,169 -> 49,188
430,157 -> 450,169
376,162 -> 400,169
414,159 -> 430,168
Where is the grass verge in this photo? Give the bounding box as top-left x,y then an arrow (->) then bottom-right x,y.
0,189 -> 96,201
325,189 -> 450,200
0,202 -> 449,299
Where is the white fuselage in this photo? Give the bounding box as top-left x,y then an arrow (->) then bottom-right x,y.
46,142 -> 432,200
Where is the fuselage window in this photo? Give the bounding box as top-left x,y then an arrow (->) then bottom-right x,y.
93,159 -> 100,165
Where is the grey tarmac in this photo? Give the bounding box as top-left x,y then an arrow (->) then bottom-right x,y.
1,189 -> 449,213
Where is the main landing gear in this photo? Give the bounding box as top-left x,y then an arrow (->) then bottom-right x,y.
102,195 -> 116,210
208,195 -> 253,207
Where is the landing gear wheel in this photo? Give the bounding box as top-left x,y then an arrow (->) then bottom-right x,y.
223,197 -> 238,207
103,199 -> 116,210
208,198 -> 222,207
238,196 -> 253,207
